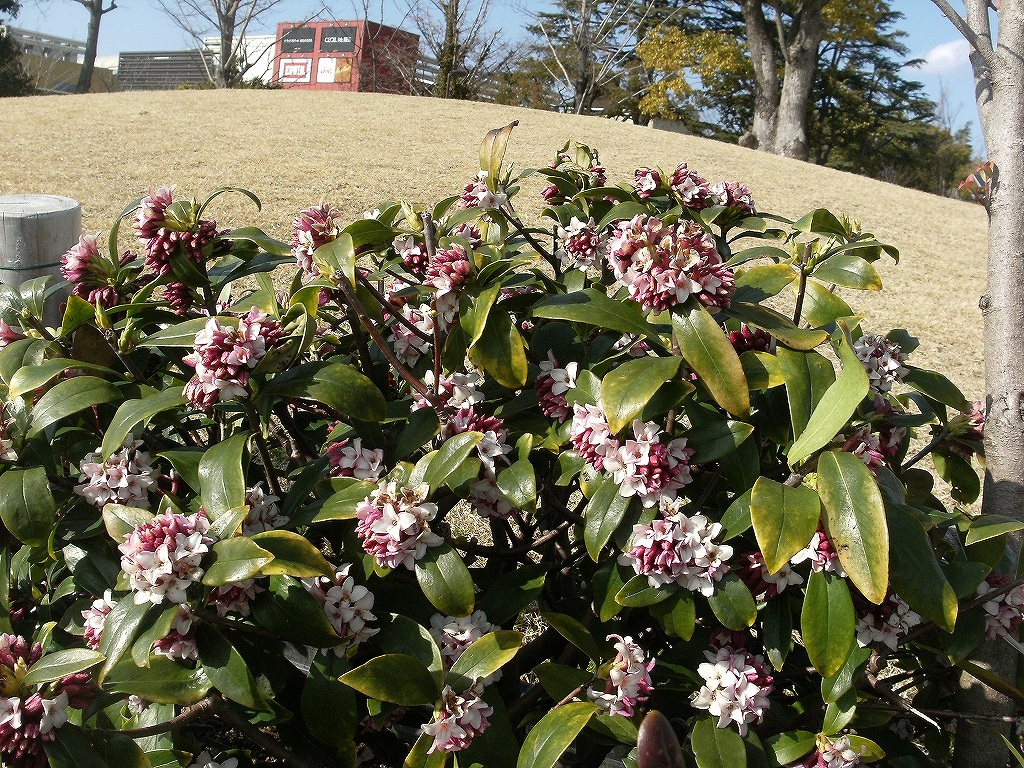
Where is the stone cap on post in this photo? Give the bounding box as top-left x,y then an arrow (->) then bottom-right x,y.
0,194 -> 81,328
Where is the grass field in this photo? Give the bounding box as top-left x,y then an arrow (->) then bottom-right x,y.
0,89 -> 989,400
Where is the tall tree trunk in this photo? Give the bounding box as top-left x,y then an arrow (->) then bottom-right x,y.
573,0 -> 593,114
739,0 -> 779,150
217,15 -> 234,87
938,3 -> 1024,766
74,0 -> 113,94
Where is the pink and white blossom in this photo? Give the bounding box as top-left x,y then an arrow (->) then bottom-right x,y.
328,438 -> 385,482
853,333 -> 908,394
304,565 -> 379,655
421,684 -> 493,753
468,478 -> 517,519
387,303 -> 434,366
75,436 -> 159,509
798,736 -> 865,768
556,217 -> 603,271
789,529 -> 847,577
619,497 -> 733,596
709,181 -> 756,214
587,634 -> 655,717
977,575 -> 1024,640
81,590 -> 116,650
153,606 -> 198,661
430,611 -> 500,681
182,308 -> 284,409
118,510 -> 213,604
856,594 -> 921,651
669,163 -> 712,209
187,751 -> 240,768
242,483 -> 288,535
691,646 -> 773,736
570,403 -> 619,471
425,244 -> 472,296
355,482 -> 443,570
460,171 -> 506,210
209,578 -> 263,618
634,168 -> 663,198
602,419 -> 695,507
739,552 -> 804,600
607,215 -> 734,312
536,352 -> 578,422
445,407 -> 512,479
291,204 -> 342,277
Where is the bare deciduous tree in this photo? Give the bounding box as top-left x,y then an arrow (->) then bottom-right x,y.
408,0 -> 508,99
72,0 -> 115,93
155,0 -> 301,86
927,2 -> 1024,766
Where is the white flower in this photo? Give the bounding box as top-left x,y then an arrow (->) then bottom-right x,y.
303,564 -> 379,655
856,595 -> 922,651
355,482 -> 443,570
39,691 -> 69,735
242,483 -> 288,535
587,634 -> 655,717
691,647 -> 772,736
0,697 -> 21,729
187,751 -> 240,768
75,436 -> 158,509
430,611 -> 500,683
853,333 -> 908,394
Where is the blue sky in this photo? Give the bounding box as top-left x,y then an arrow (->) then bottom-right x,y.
14,0 -> 982,149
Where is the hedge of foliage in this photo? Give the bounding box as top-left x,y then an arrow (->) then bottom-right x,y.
0,123 -> 1012,768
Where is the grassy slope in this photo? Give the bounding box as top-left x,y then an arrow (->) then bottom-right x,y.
0,89 -> 988,399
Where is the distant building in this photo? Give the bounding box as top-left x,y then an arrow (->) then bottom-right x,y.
116,49 -> 217,91
6,26 -> 115,93
271,21 -> 418,94
201,34 -> 277,84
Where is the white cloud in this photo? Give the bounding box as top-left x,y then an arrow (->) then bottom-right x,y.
913,39 -> 972,75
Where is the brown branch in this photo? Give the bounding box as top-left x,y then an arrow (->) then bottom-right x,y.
212,696 -> 326,768
900,428 -> 950,472
87,695 -> 219,738
930,0 -> 996,66
355,272 -> 432,342
792,243 -> 812,325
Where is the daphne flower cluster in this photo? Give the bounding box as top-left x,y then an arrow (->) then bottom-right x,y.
355,482 -> 443,570
460,171 -> 506,210
728,324 -> 773,354
977,575 -> 1024,640
61,233 -> 134,309
81,590 -> 116,650
414,371 -> 486,416
691,646 -> 773,736
394,235 -> 429,277
853,333 -> 908,393
135,186 -> 221,312
798,736 -> 864,768
835,427 -> 886,472
468,478 -> 517,519
421,684 -> 493,753
182,308 -> 284,409
789,528 -> 846,577
153,606 -> 198,661
387,303 -> 434,366
0,634 -> 91,768
945,400 -> 986,459
739,552 -> 804,600
536,352 -> 578,422
118,510 -> 213,604
291,204 -> 343,277
607,215 -> 734,312
74,436 -> 159,509
620,497 -> 733,596
242,483 -> 289,535
570,403 -> 616,471
425,244 -> 472,297
709,181 -> 756,214
445,407 -> 512,479
587,634 -> 655,717
304,565 -> 378,654
602,419 -> 695,507
634,168 -> 663,198
430,611 -> 500,681
186,752 -> 240,768
669,163 -> 712,208
856,595 -> 922,651
556,217 -> 603,271
209,579 -> 262,618
327,438 -> 385,481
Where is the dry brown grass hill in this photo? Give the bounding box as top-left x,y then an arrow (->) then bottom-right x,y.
0,89 -> 987,399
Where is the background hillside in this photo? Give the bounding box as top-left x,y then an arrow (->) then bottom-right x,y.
0,89 -> 988,399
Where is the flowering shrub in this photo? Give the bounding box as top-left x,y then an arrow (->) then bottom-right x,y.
0,124 -> 1010,768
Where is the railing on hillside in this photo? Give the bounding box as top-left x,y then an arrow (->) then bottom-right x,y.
413,55 -> 498,101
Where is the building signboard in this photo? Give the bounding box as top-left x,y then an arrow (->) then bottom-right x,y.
280,27 -> 315,53
319,26 -> 356,53
278,58 -> 312,82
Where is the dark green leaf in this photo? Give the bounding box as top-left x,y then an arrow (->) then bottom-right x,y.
601,356 -> 683,433
533,288 -> 664,342
415,544 -> 475,616
672,300 -> 749,417
198,432 -> 248,520
251,575 -> 342,647
516,701 -> 598,768
447,630 -> 524,690
822,689 -> 857,735
104,655 -> 212,704
843,736 -> 884,763
23,648 -> 105,685
478,564 -> 547,625
818,450 -> 889,604
9,358 -> 118,399
733,263 -> 797,304
763,731 -> 816,767
821,645 -> 871,704
966,515 -> 1024,545
761,597 -> 793,670
202,536 -> 274,587
140,317 -> 221,347
751,477 -> 821,573
45,725 -> 108,768
777,348 -> 835,438
0,467 -> 56,546
740,351 -> 783,390
788,327 -> 869,466
688,419 -> 755,464
801,571 -> 855,677
196,624 -> 265,708
469,307 -> 529,389
541,611 -> 600,661
887,504 -> 957,631
102,504 -> 154,542
721,490 -> 753,540
692,716 -> 747,768
497,459 -> 537,514
726,302 -> 828,351
313,232 -> 356,285
29,376 -> 121,435
102,388 -> 187,459
933,450 -> 981,504
302,651 -> 357,751
616,574 -> 672,607
707,572 -> 757,630
341,654 -> 440,705
251,530 -> 333,578
262,362 -> 387,421
584,474 -> 634,562
810,253 -> 881,290
794,209 -> 848,238
313,480 -> 376,522
375,614 -> 445,686
903,367 -> 968,410
801,281 -> 853,327
425,432 -> 484,493
650,591 -> 696,640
